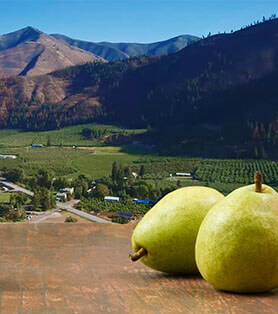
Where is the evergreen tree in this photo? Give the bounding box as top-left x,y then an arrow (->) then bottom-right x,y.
32,190 -> 41,210
46,136 -> 51,147
139,165 -> 146,177
112,161 -> 118,181
37,169 -> 53,189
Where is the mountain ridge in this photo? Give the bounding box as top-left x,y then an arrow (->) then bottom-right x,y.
51,33 -> 200,61
0,18 -> 278,157
0,27 -> 104,77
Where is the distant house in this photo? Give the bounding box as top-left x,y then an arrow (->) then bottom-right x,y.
56,192 -> 67,202
117,212 -> 138,220
176,173 -> 191,177
131,198 -> 152,204
31,144 -> 43,148
0,154 -> 16,159
59,187 -> 74,195
104,196 -> 120,203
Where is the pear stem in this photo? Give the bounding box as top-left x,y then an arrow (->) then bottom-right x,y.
254,171 -> 263,193
129,248 -> 147,262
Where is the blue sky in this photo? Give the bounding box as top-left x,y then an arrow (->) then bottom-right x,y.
1,0 -> 278,43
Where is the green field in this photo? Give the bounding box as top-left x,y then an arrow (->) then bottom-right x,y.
71,146 -> 148,178
0,145 -> 152,180
0,127 -> 277,196
196,159 -> 278,185
0,124 -> 146,148
0,192 -> 11,203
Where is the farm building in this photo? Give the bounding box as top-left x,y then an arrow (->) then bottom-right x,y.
0,154 -> 16,159
59,188 -> 74,195
56,192 -> 67,202
104,196 -> 120,203
131,198 -> 153,204
175,172 -> 191,177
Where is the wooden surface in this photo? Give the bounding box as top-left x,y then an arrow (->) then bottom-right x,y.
0,223 -> 277,313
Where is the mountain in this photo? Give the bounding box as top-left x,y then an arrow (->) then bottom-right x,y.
51,34 -> 200,61
0,27 -> 103,77
0,18 -> 278,158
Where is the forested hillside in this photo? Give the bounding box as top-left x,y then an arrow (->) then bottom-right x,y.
0,17 -> 278,158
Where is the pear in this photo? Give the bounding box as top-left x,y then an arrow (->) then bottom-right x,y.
196,172 -> 278,293
130,186 -> 224,274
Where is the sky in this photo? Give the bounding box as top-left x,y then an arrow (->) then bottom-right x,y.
1,0 -> 278,43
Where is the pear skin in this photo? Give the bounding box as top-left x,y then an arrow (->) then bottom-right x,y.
196,174 -> 278,293
131,186 -> 224,274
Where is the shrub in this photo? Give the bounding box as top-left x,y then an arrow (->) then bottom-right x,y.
112,217 -> 129,224
65,216 -> 78,223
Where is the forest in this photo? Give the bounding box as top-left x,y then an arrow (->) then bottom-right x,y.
0,18 -> 278,158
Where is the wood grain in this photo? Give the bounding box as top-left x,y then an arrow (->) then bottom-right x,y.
0,223 -> 277,313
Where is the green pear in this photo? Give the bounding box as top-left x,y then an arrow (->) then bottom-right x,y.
196,172 -> 278,293
130,186 -> 224,274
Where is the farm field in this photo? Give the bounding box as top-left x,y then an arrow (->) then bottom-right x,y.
195,159 -> 278,185
0,144 -> 277,194
0,145 -> 152,180
0,124 -> 146,148
0,126 -> 277,196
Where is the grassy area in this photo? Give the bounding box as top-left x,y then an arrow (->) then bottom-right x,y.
0,124 -> 147,148
71,146 -> 149,178
0,145 -> 152,180
0,192 -> 11,203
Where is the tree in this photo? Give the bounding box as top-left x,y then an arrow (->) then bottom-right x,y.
136,184 -> 149,199
82,127 -> 93,139
36,169 -> 53,189
10,193 -> 28,207
53,177 -> 68,191
116,166 -> 125,188
32,189 -> 55,211
149,187 -> 160,201
72,174 -> 89,198
139,165 -> 146,177
124,166 -> 132,178
41,189 -> 55,211
3,167 -> 24,182
32,190 -> 41,210
111,161 -> 118,181
46,136 -> 51,146
6,207 -> 26,222
93,184 -> 110,198
74,186 -> 83,199
0,204 -> 10,217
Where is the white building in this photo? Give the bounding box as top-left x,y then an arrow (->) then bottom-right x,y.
176,173 -> 191,177
0,154 -> 16,159
59,187 -> 74,195
56,192 -> 67,202
104,196 -> 120,203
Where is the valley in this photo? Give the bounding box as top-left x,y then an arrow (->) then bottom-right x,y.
0,16 -> 278,224
0,123 -> 277,225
